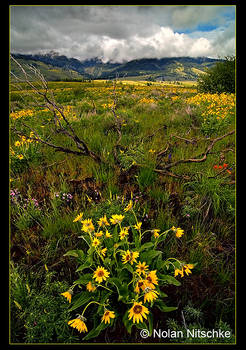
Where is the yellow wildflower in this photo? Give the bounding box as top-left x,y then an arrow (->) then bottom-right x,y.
124,200 -> 133,212
184,264 -> 194,276
92,238 -> 100,247
105,230 -> 112,238
68,316 -> 87,333
136,261 -> 149,275
101,310 -> 115,324
81,219 -> 94,233
174,268 -> 184,278
73,212 -> 83,223
152,229 -> 160,238
100,247 -> 107,257
134,222 -> 142,231
171,226 -> 184,238
86,281 -> 96,292
61,289 -> 73,303
145,270 -> 158,289
119,227 -> 129,240
95,231 -> 103,237
93,266 -> 110,283
122,250 -> 139,265
110,214 -> 125,225
135,280 -> 147,294
128,301 -> 149,324
97,215 -> 110,227
143,288 -> 159,303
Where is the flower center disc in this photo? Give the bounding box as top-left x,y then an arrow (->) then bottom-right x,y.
133,305 -> 143,314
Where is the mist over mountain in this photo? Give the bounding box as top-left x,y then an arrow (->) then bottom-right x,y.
11,52 -> 221,82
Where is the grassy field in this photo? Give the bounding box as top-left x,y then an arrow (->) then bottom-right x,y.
9,78 -> 235,344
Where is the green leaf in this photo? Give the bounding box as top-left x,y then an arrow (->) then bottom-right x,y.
122,264 -> 133,274
123,310 -> 133,334
158,273 -> 181,286
63,250 -> 85,261
97,291 -> 112,314
83,321 -> 109,340
113,225 -> 119,243
135,321 -> 148,330
68,291 -> 92,312
155,300 -> 177,313
73,273 -> 92,286
108,277 -> 128,300
147,313 -> 153,336
159,290 -> 168,298
76,260 -> 92,273
139,242 -> 154,252
140,250 -> 162,264
132,228 -> 140,249
104,258 -> 112,267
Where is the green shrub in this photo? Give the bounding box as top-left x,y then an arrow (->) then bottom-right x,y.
197,57 -> 235,94
166,304 -> 235,343
10,263 -> 79,343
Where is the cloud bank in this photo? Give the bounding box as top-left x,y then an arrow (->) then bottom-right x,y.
10,5 -> 236,62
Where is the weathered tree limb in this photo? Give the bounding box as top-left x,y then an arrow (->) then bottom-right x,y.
10,56 -> 103,164
158,130 -> 235,171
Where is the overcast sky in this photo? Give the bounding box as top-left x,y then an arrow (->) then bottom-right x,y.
10,5 -> 236,62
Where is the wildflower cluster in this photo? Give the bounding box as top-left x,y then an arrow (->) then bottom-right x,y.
171,95 -> 179,102
10,188 -> 40,209
139,97 -> 155,104
213,163 -> 232,175
53,191 -> 73,203
186,93 -> 235,135
102,102 -> 115,109
10,188 -> 21,203
58,105 -> 77,121
10,109 -> 34,120
61,202 -> 195,339
10,132 -> 38,160
187,93 -> 235,120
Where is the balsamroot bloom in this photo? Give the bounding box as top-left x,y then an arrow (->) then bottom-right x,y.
92,238 -> 100,247
124,200 -> 133,212
136,261 -> 149,275
119,227 -> 129,240
101,310 -> 115,324
171,226 -> 184,238
128,301 -> 149,324
93,266 -> 110,283
145,270 -> 158,289
73,212 -> 83,222
81,219 -> 95,233
122,250 -> 139,265
152,229 -> 160,238
134,222 -> 142,231
110,214 -> 125,225
86,281 -> 96,292
97,215 -> 110,227
68,316 -> 87,333
143,288 -> 159,303
175,264 -> 194,277
135,279 -> 148,294
61,289 -> 73,303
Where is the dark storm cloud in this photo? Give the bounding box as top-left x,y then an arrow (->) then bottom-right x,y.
10,5 -> 235,62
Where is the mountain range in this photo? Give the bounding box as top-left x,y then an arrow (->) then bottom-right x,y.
11,52 -> 221,82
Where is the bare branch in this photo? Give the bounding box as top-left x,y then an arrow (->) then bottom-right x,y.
158,130 -> 235,171
10,56 -> 103,164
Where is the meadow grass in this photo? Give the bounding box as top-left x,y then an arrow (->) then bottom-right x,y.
10,79 -> 235,343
